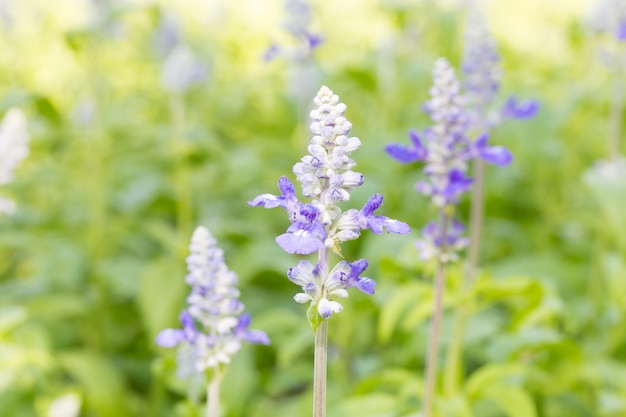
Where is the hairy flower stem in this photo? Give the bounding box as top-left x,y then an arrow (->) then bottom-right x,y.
313,319 -> 328,417
170,94 -> 193,259
207,368 -> 221,417
313,204 -> 330,417
422,214 -> 449,417
609,49 -> 625,161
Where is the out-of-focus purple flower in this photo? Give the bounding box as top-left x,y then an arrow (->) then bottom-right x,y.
264,0 -> 323,63
153,10 -> 181,57
156,226 -> 269,373
250,86 -> 410,320
588,0 -> 626,42
387,58 -> 477,209
385,130 -> 428,164
415,220 -> 469,263
386,58 -> 495,262
501,96 -> 539,120
462,3 -> 501,131
161,45 -> 207,94
462,3 -> 537,130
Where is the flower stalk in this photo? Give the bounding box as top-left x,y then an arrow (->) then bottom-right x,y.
156,226 -> 269,417
422,213 -> 449,417
250,85 -> 410,417
207,367 -> 221,417
313,319 -> 328,417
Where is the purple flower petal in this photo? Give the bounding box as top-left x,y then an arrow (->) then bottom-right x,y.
306,33 -> 323,49
156,329 -> 185,348
276,233 -> 324,255
356,277 -> 376,295
618,20 -> 626,41
385,144 -> 421,163
443,170 -> 473,202
244,329 -> 270,345
385,130 -> 428,163
361,194 -> 383,217
248,193 -> 283,208
479,145 -> 513,166
502,96 -> 539,120
263,44 -> 281,62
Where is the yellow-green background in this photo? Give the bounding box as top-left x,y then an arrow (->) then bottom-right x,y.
1,0 -> 625,416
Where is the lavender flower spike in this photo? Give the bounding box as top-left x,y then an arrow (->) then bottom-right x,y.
250,85 -> 410,320
156,226 -> 269,373
0,108 -> 29,216
251,85 -> 409,417
462,3 -> 538,130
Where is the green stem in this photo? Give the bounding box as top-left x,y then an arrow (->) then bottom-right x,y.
609,49 -> 625,161
207,367 -> 221,417
313,319 -> 328,417
443,158 -> 484,396
422,213 -> 449,417
466,159 -> 484,275
170,94 -> 193,257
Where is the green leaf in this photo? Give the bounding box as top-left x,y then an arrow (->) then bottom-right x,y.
138,257 -> 187,342
464,363 -> 528,400
331,393 -> 397,417
307,304 -> 325,333
59,351 -> 132,417
477,385 -> 537,417
378,282 -> 428,344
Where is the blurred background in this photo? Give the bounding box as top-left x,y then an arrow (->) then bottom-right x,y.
1,0 -> 625,416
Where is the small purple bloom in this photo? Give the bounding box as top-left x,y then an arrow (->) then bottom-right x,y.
235,314 -> 271,345
358,194 -> 411,235
502,96 -> 539,120
385,130 -> 428,164
473,134 -> 513,166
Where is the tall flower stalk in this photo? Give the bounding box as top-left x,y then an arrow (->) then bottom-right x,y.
159,13 -> 208,257
385,58 -> 512,416
441,2 -> 538,396
264,0 -> 323,125
156,226 -> 270,417
588,0 -> 626,160
250,86 -> 410,417
0,108 -> 29,216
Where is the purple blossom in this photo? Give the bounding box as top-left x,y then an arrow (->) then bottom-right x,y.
385,58 -> 476,262
471,134 -> 513,166
415,220 -> 469,262
462,4 -> 537,131
264,0 -> 323,62
156,227 -> 268,373
385,130 -> 428,164
588,0 -> 626,42
161,45 -> 207,94
501,96 -> 539,120
250,86 -> 410,321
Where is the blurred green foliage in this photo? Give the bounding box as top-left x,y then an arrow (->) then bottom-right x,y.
0,0 -> 625,416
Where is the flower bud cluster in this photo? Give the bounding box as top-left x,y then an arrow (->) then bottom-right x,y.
0,108 -> 29,216
250,86 -> 410,319
157,226 -> 269,372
